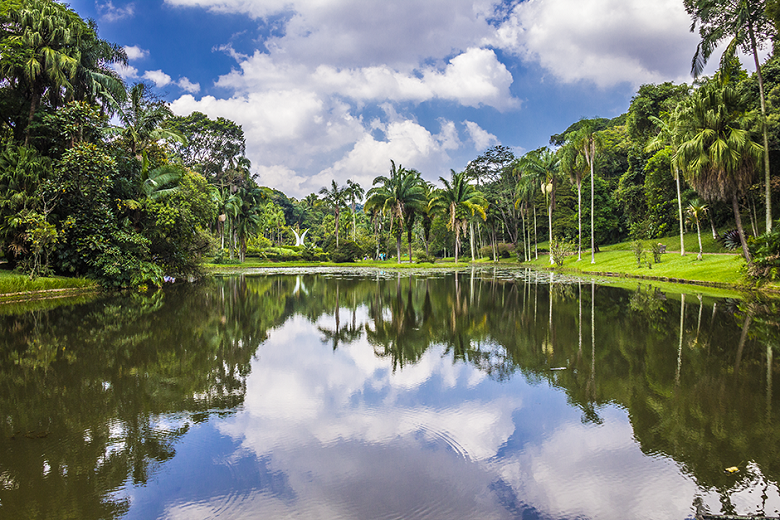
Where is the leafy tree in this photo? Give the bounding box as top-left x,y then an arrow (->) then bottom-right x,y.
165,111 -> 247,182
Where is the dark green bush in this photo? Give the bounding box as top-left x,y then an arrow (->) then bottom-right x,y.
748,222 -> 780,280
330,241 -> 361,263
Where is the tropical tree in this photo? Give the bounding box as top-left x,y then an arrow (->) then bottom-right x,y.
112,83 -> 185,158
345,179 -> 364,241
646,106 -> 687,256
687,200 -> 709,260
571,121 -> 602,263
521,148 -> 561,265
685,0 -> 775,231
429,169 -> 487,263
514,157 -> 543,260
365,161 -> 426,263
0,0 -> 89,144
559,140 -> 587,260
319,180 -> 348,248
676,76 -> 763,261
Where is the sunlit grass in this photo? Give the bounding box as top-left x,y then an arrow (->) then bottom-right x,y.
0,270 -> 98,296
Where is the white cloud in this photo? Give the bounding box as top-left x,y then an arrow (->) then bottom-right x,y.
463,121 -> 499,150
123,45 -> 148,61
96,1 -> 135,22
176,77 -> 201,93
143,70 -> 173,88
489,0 -> 700,88
111,63 -> 138,80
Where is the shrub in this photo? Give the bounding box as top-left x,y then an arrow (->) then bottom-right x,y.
550,238 -> 573,267
650,242 -> 662,263
719,229 -> 741,251
632,240 -> 646,268
330,240 -> 361,263
416,253 -> 436,264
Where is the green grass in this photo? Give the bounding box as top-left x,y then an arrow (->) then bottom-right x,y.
0,270 -> 98,296
206,258 -> 469,270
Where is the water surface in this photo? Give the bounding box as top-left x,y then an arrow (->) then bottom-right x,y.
1,268 -> 778,519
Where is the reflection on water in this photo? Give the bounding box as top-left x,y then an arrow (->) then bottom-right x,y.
1,267 -> 779,519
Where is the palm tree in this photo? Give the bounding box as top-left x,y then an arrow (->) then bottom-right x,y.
2,0 -> 82,144
515,157 -> 543,260
572,121 -> 601,264
365,161 -> 426,263
646,106 -> 687,256
686,0 -> 774,231
522,148 -> 561,265
559,141 -> 587,261
345,179 -> 364,241
319,180 -> 348,248
112,83 -> 186,158
686,200 -> 709,260
429,169 -> 487,263
676,77 -> 763,261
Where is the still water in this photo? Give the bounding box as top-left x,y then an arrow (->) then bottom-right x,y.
1,267 -> 779,520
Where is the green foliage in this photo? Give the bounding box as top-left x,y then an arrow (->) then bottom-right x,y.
549,237 -> 573,267
632,240 -> 646,268
643,148 -> 679,238
748,221 -> 780,279
330,240 -> 361,263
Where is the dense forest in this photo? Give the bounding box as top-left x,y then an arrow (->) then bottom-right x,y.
1,0 -> 780,288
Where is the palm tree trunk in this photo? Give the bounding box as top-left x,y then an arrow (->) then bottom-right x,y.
469,221 -> 475,262
710,212 -> 718,239
455,226 -> 460,263
577,182 -> 582,261
696,220 -> 703,260
408,226 -> 413,263
396,231 -> 402,264
749,24 -> 772,233
335,211 -> 340,248
590,151 -> 595,264
732,194 -> 751,262
548,199 -> 554,265
533,205 -> 538,260
520,205 -> 528,262
675,167 -> 685,256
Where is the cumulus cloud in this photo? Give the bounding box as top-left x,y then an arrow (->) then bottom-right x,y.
463,121 -> 499,150
489,0 -> 700,88
176,77 -> 201,93
96,1 -> 135,22
111,63 -> 138,80
143,70 -> 173,88
123,45 -> 148,61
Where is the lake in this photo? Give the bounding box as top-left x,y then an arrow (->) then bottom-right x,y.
1,267 -> 778,519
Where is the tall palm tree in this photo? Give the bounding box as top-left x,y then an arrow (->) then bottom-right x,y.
522,148 -> 561,265
572,121 -> 602,263
686,0 -> 774,231
676,76 -> 763,261
429,169 -> 487,263
365,161 -> 426,263
558,142 -> 586,260
686,200 -> 709,260
345,179 -> 364,241
646,106 -> 687,256
319,180 -> 348,248
515,156 -> 543,260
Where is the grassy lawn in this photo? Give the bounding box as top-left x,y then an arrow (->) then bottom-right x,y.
206,258 -> 469,270
0,269 -> 98,296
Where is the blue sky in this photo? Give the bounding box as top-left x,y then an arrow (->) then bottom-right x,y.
65,0 -> 735,197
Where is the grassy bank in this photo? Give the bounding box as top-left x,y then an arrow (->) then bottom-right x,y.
205,258 -> 467,270
0,270 -> 98,298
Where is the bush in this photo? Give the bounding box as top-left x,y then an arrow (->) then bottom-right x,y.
416,253 -> 436,264
330,240 -> 361,263
632,240 -> 646,268
478,242 -> 514,260
301,244 -> 328,262
550,238 -> 574,267
650,242 -> 663,263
